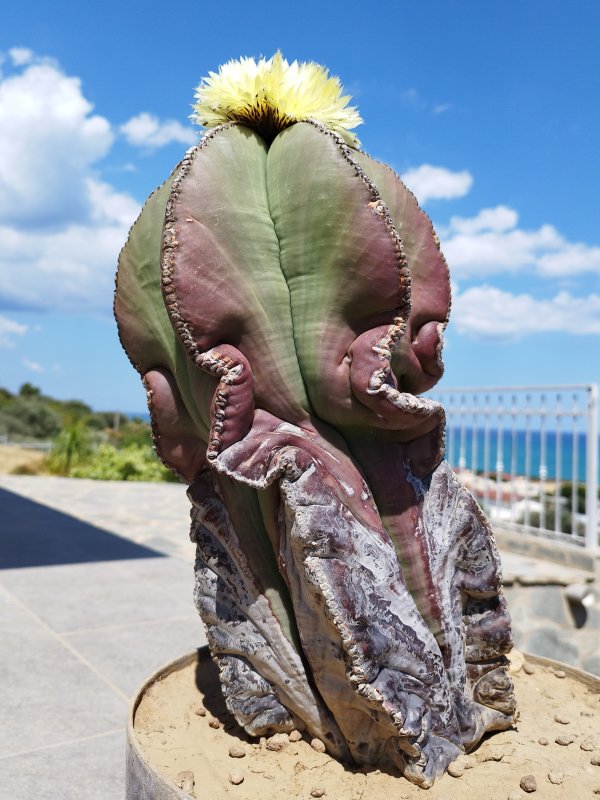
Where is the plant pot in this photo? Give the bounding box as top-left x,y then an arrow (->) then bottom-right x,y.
126,647 -> 600,799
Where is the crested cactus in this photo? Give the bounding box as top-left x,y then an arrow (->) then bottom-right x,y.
115,53 -> 516,787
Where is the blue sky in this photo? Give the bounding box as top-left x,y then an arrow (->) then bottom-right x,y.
1,1 -> 599,412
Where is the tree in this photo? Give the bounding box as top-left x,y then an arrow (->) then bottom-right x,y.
18,382 -> 41,398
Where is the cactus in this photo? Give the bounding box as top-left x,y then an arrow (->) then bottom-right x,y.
115,53 -> 515,787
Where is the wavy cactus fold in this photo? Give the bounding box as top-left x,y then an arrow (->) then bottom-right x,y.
115,53 -> 515,787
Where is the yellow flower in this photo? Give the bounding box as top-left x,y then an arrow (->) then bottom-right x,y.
192,52 -> 362,146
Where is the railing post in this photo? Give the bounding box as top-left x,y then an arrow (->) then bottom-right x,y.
585,384 -> 598,550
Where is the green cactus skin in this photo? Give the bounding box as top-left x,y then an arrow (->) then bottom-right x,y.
115,119 -> 515,787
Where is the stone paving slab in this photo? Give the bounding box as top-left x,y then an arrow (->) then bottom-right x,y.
0,730 -> 124,800
0,559 -> 195,635
0,476 -> 206,800
496,527 -> 598,575
63,619 -> 205,697
0,474 -> 193,560
0,485 -> 168,570
111,553 -> 197,605
0,585 -> 125,758
501,551 -> 596,586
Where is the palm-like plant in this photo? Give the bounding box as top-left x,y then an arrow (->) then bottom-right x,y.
48,418 -> 93,474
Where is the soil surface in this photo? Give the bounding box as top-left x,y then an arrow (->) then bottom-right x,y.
133,650 -> 600,799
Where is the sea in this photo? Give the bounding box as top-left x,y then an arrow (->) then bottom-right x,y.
445,428 -> 596,485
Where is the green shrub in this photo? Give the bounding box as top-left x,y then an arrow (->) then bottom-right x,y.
559,481 -> 591,514
0,396 -> 61,439
70,443 -> 179,482
107,419 -> 154,449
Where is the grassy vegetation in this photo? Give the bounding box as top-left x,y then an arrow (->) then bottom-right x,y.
0,383 -> 179,482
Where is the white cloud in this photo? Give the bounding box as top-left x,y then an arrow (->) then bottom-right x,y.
452,285 -> 600,339
442,206 -> 600,279
402,164 -> 473,204
0,315 -> 28,347
0,54 -> 139,313
0,179 -> 138,311
448,205 -> 518,235
8,47 -> 34,67
22,357 -> 44,373
537,242 -> 600,277
120,112 -> 196,149
0,59 -> 114,228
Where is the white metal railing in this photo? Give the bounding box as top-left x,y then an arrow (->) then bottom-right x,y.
0,437 -> 53,451
428,385 -> 599,550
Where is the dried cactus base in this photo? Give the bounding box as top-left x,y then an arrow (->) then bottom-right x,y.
127,649 -> 600,800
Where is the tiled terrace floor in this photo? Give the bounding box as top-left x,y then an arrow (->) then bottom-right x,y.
0,474 -> 597,799
0,476 -> 205,800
